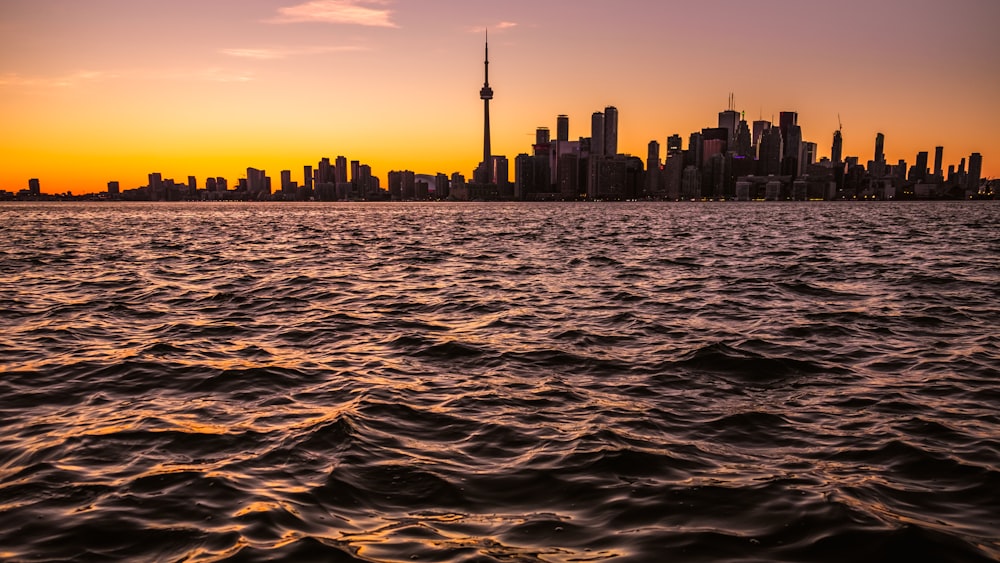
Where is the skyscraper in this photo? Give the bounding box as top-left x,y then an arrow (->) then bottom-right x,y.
874,133 -> 885,164
604,106 -> 619,156
666,134 -> 683,155
752,120 -> 770,157
913,151 -> 929,182
934,146 -> 944,177
778,112 -> 798,146
968,153 -> 983,193
832,130 -> 843,164
479,32 -> 494,179
719,113 -> 739,149
557,115 -> 569,142
591,111 -> 605,158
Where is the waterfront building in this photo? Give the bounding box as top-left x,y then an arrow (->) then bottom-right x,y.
557,115 -> 569,142
604,106 -> 619,156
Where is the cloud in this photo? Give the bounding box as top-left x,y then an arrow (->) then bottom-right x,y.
220,45 -> 367,60
0,68 -> 253,88
0,70 -> 113,88
269,0 -> 398,27
469,21 -> 518,33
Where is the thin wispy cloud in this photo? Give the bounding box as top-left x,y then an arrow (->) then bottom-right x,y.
221,45 -> 367,60
0,70 -> 113,88
269,0 -> 398,27
468,21 -> 518,33
0,68 -> 254,88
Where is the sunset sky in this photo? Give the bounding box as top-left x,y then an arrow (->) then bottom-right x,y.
2,0 -> 998,194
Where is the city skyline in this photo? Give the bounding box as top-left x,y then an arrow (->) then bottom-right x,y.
2,0 -> 999,194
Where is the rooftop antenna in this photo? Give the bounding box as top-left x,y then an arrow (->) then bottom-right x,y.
838,113 -> 843,132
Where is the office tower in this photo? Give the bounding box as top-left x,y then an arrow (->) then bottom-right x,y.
934,146 -> 944,177
435,173 -> 449,199
734,120 -> 752,157
687,132 -> 703,170
480,33 -> 494,176
557,115 -> 569,142
536,127 -> 550,148
783,125 -> 802,177
335,156 -> 347,184
666,134 -> 683,155
107,181 -> 119,196
647,140 -> 660,195
874,133 -> 885,164
752,120 -> 770,156
350,160 -> 360,185
968,153 -> 982,193
557,153 -> 579,199
912,151 -> 929,182
603,106 -> 619,156
758,128 -> 782,176
832,130 -> 843,163
702,138 -> 725,166
591,111 -> 605,158
28,178 -> 40,195
303,166 -> 313,192
802,142 -> 817,168
247,168 -> 267,195
959,157 -> 966,174
778,112 -> 798,146
280,170 -> 292,192
718,110 -> 739,148
318,158 -> 332,184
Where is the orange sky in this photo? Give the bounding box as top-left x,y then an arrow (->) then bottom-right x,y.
2,0 -> 998,194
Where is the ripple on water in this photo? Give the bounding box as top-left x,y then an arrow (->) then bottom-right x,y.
0,201 -> 998,562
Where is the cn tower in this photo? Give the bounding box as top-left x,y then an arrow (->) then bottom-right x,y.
479,31 -> 493,179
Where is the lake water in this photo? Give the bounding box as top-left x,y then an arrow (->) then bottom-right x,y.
1,201 -> 998,562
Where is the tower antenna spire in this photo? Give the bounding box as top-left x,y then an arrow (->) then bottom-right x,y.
478,29 -> 494,183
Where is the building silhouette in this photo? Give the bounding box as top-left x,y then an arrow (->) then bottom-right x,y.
476,33 -> 494,184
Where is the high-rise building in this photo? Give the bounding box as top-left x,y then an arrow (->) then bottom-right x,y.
350,160 -> 360,185
28,178 -> 40,195
913,151 -> 929,182
536,127 -> 550,146
934,146 -> 944,177
303,166 -> 313,192
318,158 -> 332,184
280,170 -> 292,192
968,153 -> 983,193
874,133 -> 885,164
758,128 -> 782,176
666,134 -> 683,155
591,112 -> 605,158
778,112 -> 798,146
107,181 -> 119,196
783,125 -> 802,177
734,120 -> 752,157
802,142 -> 817,169
718,109 -> 740,149
335,156 -> 348,184
604,106 -> 619,156
752,120 -> 770,156
832,130 -> 843,163
647,140 -> 660,195
556,115 -> 569,142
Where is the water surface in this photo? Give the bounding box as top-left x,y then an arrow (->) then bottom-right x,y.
1,201 -> 998,562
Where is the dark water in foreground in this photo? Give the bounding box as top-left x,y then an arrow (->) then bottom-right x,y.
1,201 -> 998,562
